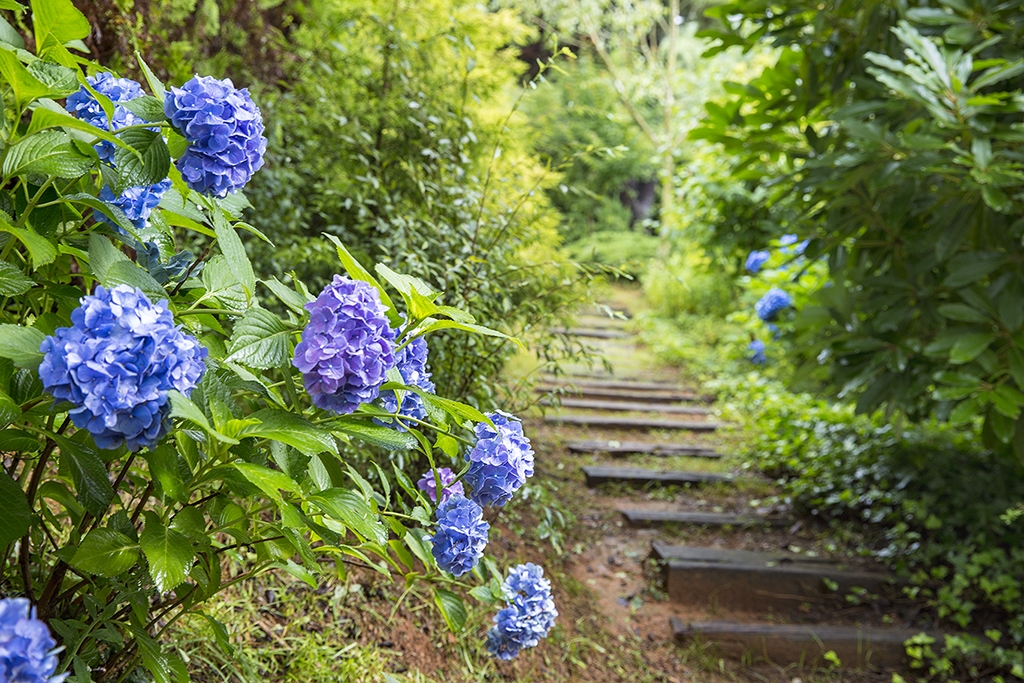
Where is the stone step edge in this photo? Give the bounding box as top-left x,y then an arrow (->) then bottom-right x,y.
619,509 -> 791,528
583,466 -> 733,487
566,439 -> 722,458
546,415 -> 725,431
540,397 -> 712,415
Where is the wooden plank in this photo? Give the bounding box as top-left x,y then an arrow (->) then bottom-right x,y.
537,385 -> 709,403
567,439 -> 721,458
576,315 -> 630,329
583,466 -> 732,487
542,397 -> 711,415
671,618 -> 921,669
620,509 -> 789,528
549,327 -> 632,339
546,414 -> 723,431
541,376 -> 686,392
652,543 -> 894,613
653,542 -> 837,566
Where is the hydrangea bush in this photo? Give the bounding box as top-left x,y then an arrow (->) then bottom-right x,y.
0,0 -> 554,678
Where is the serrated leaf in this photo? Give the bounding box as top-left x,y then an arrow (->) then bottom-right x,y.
308,488 -> 388,545
331,421 -> 417,450
121,95 -> 167,122
0,324 -> 45,368
54,435 -> 114,516
71,528 -> 139,577
0,262 -> 34,296
114,128 -> 170,188
0,473 -> 30,551
167,390 -> 239,445
1,130 -> 93,178
130,625 -> 188,683
434,588 -> 468,632
323,234 -> 401,327
232,462 -> 298,503
417,319 -> 522,348
0,49 -> 49,106
25,108 -> 130,153
238,409 -> 338,456
26,60 -> 78,96
140,513 -> 194,592
201,255 -> 248,312
136,52 -> 166,102
103,261 -> 166,300
225,307 -> 292,369
213,213 -> 255,297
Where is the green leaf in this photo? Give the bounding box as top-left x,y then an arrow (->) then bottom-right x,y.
136,52 -> 166,101
114,128 -> 170,188
144,444 -> 188,502
31,0 -> 90,45
103,261 -> 166,300
26,108 -> 131,152
0,324 -> 45,368
417,319 -> 522,348
323,234 -> 401,326
238,409 -> 338,456
0,49 -> 49,106
937,303 -> 990,324
201,255 -> 248,312
121,96 -> 167,122
0,473 -> 30,551
54,435 -> 115,516
232,462 -> 298,503
167,390 -> 239,445
942,252 -> 1005,288
213,213 -> 256,297
331,420 -> 417,450
71,528 -> 140,577
1,130 -> 94,179
949,331 -> 997,364
261,277 -> 311,314
0,389 -> 19,429
140,512 -> 194,592
0,210 -> 56,269
418,392 -> 491,427
308,488 -> 389,545
88,233 -> 129,281
433,588 -> 468,632
225,307 -> 292,369
26,60 -> 78,96
130,625 -> 188,683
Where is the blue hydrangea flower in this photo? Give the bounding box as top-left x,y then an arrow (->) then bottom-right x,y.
486,563 -> 557,660
95,179 -> 172,232
754,287 -> 793,322
65,72 -> 145,162
39,285 -> 207,451
416,467 -> 464,503
375,334 -> 435,431
745,250 -> 770,273
293,276 -> 397,414
464,411 -> 534,508
164,75 -> 267,197
430,494 -> 489,577
748,339 -> 767,365
0,597 -> 67,683
779,234 -> 809,255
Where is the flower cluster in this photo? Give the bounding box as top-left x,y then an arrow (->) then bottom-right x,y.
417,467 -> 463,503
65,72 -> 144,162
39,286 -> 207,451
779,233 -> 809,255
748,339 -> 767,365
754,287 -> 793,322
293,276 -> 396,414
95,179 -> 172,232
486,563 -> 557,660
430,494 -> 489,576
745,250 -> 770,274
376,333 -> 435,430
464,411 -> 534,507
165,75 -> 267,197
0,598 -> 66,683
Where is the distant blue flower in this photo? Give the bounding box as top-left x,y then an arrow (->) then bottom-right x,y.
486,563 -> 557,660
745,250 -> 770,273
95,179 -> 171,232
464,411 -> 534,507
0,597 -> 67,683
417,467 -> 464,503
39,285 -> 207,451
294,276 -> 396,414
430,494 -> 489,577
766,323 -> 781,339
165,75 -> 267,197
376,333 -> 435,431
755,287 -> 793,322
748,340 -> 767,365
65,72 -> 145,162
779,234 -> 809,255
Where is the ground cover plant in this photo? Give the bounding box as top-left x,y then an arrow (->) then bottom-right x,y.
0,0 -> 560,679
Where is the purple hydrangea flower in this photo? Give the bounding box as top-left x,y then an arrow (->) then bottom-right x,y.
748,339 -> 767,365
164,75 -> 267,197
430,494 -> 489,577
39,285 -> 207,451
745,250 -> 770,273
416,467 -> 464,503
375,334 -> 435,431
0,598 -> 67,683
464,411 -> 534,508
486,563 -> 557,660
95,179 -> 172,232
65,72 -> 145,162
293,276 -> 396,414
754,287 -> 793,322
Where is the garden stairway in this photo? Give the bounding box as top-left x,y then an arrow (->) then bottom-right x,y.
535,300 -> 929,677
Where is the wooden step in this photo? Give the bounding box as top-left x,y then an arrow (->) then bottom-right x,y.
542,376 -> 687,392
547,414 -> 723,431
582,306 -> 632,319
537,385 -> 709,403
671,617 -> 921,669
576,315 -> 630,329
542,397 -> 711,415
653,543 -> 894,613
549,327 -> 632,339
620,509 -> 789,528
567,439 -> 721,458
583,466 -> 732,487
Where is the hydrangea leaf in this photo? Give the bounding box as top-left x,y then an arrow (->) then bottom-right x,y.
330,421 -> 417,451
140,512 -> 194,593
121,95 -> 166,123
135,51 -> 166,102
71,528 -> 140,577
114,128 -> 170,189
1,130 -> 94,179
417,318 -> 523,349
225,307 -> 291,369
0,472 -> 30,551
308,488 -> 388,546
54,435 -> 115,516
212,212 -> 255,297
0,49 -> 50,107
322,234 -> 401,327
237,409 -> 338,457
434,587 -> 468,633
0,324 -> 45,368
232,462 -> 298,504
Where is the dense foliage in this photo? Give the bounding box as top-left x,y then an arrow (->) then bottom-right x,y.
0,0 -> 558,679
